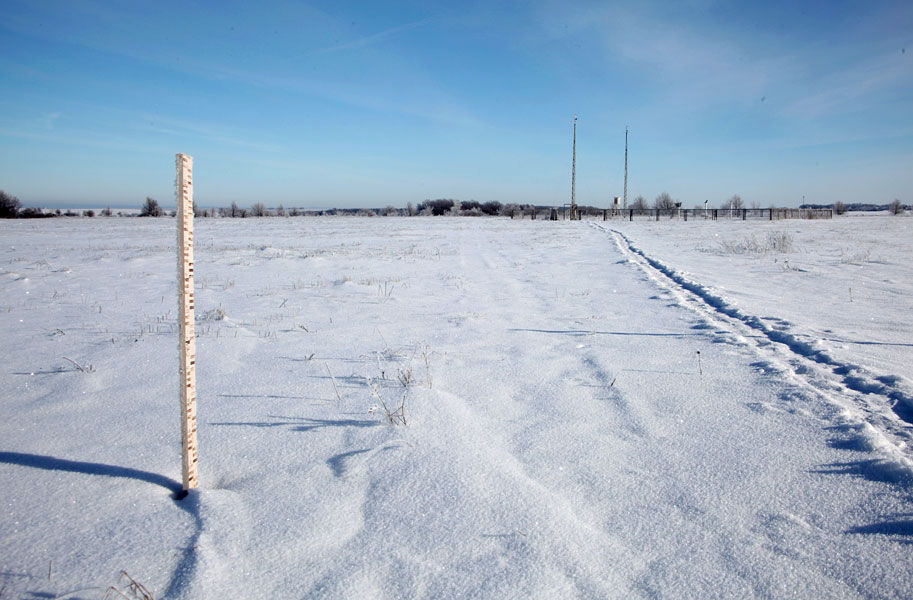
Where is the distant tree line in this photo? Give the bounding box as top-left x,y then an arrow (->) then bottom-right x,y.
0,190 -> 89,218
138,198 -> 550,218
2,188 -> 907,219
801,200 -> 908,215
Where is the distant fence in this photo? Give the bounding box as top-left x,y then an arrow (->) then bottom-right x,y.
516,207 -> 834,221
609,207 -> 833,221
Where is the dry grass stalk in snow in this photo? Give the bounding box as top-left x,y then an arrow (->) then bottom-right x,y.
62,356 -> 94,373
103,571 -> 154,600
325,362 -> 342,403
381,393 -> 408,426
397,366 -> 414,387
422,347 -> 433,389
368,379 -> 408,425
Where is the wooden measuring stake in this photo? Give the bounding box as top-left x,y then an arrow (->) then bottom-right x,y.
176,153 -> 199,492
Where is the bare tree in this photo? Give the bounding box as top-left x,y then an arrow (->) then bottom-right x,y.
139,197 -> 162,217
891,199 -> 903,215
501,203 -> 521,217
276,204 -> 286,217
727,194 -> 744,210
0,190 -> 21,218
653,192 -> 676,210
406,202 -> 415,216
481,201 -> 502,215
230,201 -> 240,218
630,195 -> 648,210
251,202 -> 268,217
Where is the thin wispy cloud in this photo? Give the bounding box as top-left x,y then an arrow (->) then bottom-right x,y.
534,2 -> 795,109
785,50 -> 912,118
0,4 -> 478,129
529,0 -> 912,160
136,114 -> 283,152
0,126 -> 165,154
533,0 -> 911,123
308,18 -> 432,56
196,62 -> 482,128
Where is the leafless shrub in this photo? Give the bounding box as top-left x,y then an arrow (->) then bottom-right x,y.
629,195 -> 647,210
766,231 -> 793,252
0,190 -> 22,218
138,197 -> 161,217
653,192 -> 676,210
718,231 -> 793,254
839,248 -> 873,264
198,308 -> 226,322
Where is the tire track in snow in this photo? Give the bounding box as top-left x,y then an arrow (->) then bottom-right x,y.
590,223 -> 913,475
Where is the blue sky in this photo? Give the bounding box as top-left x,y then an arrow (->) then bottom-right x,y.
0,0 -> 910,209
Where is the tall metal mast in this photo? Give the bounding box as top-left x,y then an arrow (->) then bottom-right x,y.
571,115 -> 577,219
623,126 -> 628,210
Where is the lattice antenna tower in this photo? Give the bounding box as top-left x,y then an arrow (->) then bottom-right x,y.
623,126 -> 629,210
570,115 -> 578,219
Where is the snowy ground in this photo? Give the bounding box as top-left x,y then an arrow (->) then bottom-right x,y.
1,216 -> 911,599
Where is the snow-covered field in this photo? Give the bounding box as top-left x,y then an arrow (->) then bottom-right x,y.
1,215 -> 911,599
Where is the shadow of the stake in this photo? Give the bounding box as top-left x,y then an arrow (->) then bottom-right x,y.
0,451 -> 182,496
0,450 -> 204,594
209,415 -> 380,433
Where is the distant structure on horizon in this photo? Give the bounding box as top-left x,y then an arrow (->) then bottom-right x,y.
569,115 -> 579,220
623,127 -> 629,210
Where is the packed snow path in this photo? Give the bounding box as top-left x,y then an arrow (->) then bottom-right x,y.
596,223 -> 913,461
1,218 -> 910,598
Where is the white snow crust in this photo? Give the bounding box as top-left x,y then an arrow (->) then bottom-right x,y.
1,215 -> 911,598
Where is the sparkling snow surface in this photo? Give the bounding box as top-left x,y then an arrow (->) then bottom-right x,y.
1,215 -> 911,598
